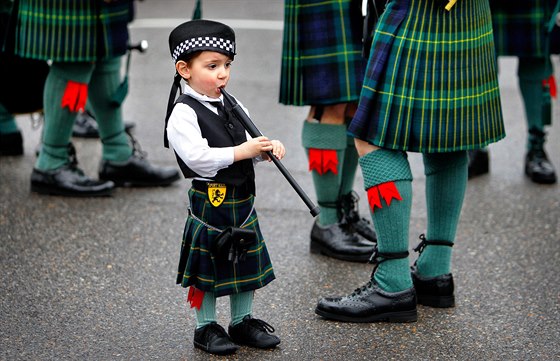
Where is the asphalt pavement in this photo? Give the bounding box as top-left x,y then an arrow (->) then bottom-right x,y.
1,1 -> 559,360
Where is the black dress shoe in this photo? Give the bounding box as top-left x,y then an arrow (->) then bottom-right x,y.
467,149 -> 489,179
315,280 -> 417,323
412,268 -> 455,308
31,164 -> 114,197
340,191 -> 377,242
99,154 -> 180,187
72,110 -> 136,138
524,149 -> 557,184
194,322 -> 238,355
228,315 -> 280,349
0,131 -> 23,156
310,221 -> 375,262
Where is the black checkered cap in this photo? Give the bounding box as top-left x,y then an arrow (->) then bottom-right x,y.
169,19 -> 236,62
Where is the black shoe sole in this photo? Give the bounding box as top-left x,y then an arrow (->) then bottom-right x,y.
31,183 -> 113,197
310,239 -> 372,263
193,341 -> 238,355
229,337 -> 280,349
417,294 -> 455,308
315,307 -> 417,323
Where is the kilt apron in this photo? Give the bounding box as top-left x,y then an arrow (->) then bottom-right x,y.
348,0 -> 505,153
279,0 -> 366,105
13,0 -> 132,61
177,187 -> 275,298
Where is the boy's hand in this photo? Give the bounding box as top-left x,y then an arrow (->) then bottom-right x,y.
261,140 -> 286,161
234,136 -> 273,161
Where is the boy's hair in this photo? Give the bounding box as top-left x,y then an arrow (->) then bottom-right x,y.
169,19 -> 236,63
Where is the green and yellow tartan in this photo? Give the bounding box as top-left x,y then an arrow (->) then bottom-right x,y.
348,0 -> 505,153
13,0 -> 132,62
279,0 -> 366,106
491,0 -> 560,57
177,186 -> 275,298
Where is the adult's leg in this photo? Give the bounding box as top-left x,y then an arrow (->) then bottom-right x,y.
518,56 -> 557,184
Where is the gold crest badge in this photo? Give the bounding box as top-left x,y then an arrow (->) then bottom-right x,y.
207,183 -> 227,207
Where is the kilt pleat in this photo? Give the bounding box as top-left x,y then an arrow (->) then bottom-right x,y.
177,187 -> 275,298
14,0 -> 131,62
279,0 -> 366,106
490,0 -> 560,57
349,0 -> 505,153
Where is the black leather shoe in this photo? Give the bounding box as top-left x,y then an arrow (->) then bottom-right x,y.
524,149 -> 557,184
468,149 -> 489,179
315,280 -> 417,323
0,131 -> 23,156
412,268 -> 455,308
340,191 -> 377,242
310,221 -> 375,262
99,154 -> 180,187
228,315 -> 280,349
72,110 -> 135,138
31,164 -> 114,197
194,322 -> 238,355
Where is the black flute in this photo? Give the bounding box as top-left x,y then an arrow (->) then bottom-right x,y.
221,88 -> 320,217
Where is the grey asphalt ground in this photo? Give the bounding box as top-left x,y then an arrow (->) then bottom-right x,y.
1,1 -> 559,360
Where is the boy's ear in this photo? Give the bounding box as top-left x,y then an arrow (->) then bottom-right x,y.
176,60 -> 190,80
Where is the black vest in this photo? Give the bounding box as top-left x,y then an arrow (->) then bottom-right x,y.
167,94 -> 256,195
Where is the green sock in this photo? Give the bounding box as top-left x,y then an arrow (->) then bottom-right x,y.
415,151 -> 468,277
518,57 -> 551,151
195,291 -> 217,329
0,103 -> 18,134
302,121 -> 347,226
360,150 -> 413,292
36,62 -> 94,171
88,57 -> 132,162
229,291 -> 253,326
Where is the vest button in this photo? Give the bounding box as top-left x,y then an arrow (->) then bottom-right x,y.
227,123 -> 234,129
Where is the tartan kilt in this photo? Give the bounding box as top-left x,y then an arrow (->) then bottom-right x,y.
176,186 -> 275,298
490,0 -> 560,57
348,0 -> 505,153
13,0 -> 132,61
279,0 -> 366,106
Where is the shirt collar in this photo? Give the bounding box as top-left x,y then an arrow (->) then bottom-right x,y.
182,83 -> 223,104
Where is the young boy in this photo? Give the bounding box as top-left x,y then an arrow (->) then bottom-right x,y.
164,20 -> 285,355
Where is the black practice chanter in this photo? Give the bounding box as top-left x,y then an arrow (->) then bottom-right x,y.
220,88 -> 320,217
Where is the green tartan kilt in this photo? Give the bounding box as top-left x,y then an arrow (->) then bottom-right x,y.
490,0 -> 560,57
14,0 -> 132,61
279,0 -> 366,106
176,186 -> 275,298
348,0 -> 505,153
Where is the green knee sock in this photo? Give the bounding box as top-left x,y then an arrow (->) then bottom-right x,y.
195,291 -> 217,329
416,151 -> 468,277
229,291 -> 254,326
360,150 -> 413,292
88,57 -> 131,162
518,57 -> 552,151
36,63 -> 94,171
302,121 -> 347,226
0,103 -> 18,134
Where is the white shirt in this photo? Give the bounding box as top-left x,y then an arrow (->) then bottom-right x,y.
166,84 -> 260,180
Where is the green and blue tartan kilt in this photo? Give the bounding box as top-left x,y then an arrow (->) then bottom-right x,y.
490,0 -> 560,57
14,0 -> 133,62
348,0 -> 505,153
176,186 -> 275,298
279,0 -> 366,106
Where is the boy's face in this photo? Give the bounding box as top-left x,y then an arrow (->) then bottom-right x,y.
176,51 -> 232,98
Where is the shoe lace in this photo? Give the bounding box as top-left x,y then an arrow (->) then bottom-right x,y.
126,128 -> 147,159
247,318 -> 275,334
350,280 -> 375,297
